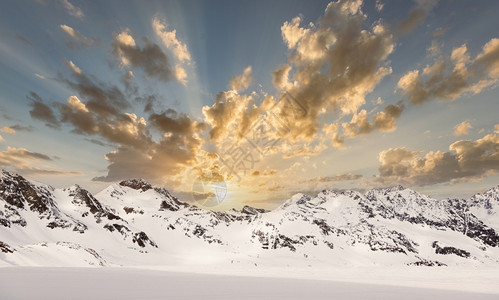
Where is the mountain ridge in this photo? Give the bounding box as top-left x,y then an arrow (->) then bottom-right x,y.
1,169 -> 498,268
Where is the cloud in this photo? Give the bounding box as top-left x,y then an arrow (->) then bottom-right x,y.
0,146 -> 83,176
61,0 -> 84,19
0,127 -> 15,135
271,64 -> 292,90
84,138 -> 110,147
61,63 -> 131,117
67,95 -> 88,112
58,106 -> 150,149
0,125 -> 34,135
474,38 -> 499,78
377,134 -> 499,186
432,27 -> 449,37
152,17 -> 191,63
398,38 -> 499,104
152,17 -> 191,84
200,0 -> 401,166
174,66 -> 187,84
0,147 -> 52,162
27,92 -> 60,129
92,128 -> 203,183
495,124 -> 499,134
230,66 -> 253,92
202,90 -> 256,141
64,59 -> 83,74
342,103 -> 404,137
56,96 -> 97,135
272,0 -> 395,142
16,168 -> 83,176
11,125 -> 34,132
427,39 -> 442,57
281,141 -> 327,159
60,25 -> 97,47
396,0 -> 437,36
375,0 -> 384,11
27,57 -> 211,185
0,135 -> 4,142
112,29 -> 176,82
453,121 -> 472,136
322,123 -> 344,149
251,169 -> 276,176
200,66 -> 262,143
89,108 -> 205,183
29,78 -> 148,148
303,173 -> 363,184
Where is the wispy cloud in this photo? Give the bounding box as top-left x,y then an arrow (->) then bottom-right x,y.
60,0 -> 84,19
0,146 -> 82,176
27,92 -> 60,129
60,25 -> 98,48
397,0 -> 438,36
152,17 -> 192,84
0,125 -> 34,135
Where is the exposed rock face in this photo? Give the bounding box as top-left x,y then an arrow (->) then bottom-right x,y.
432,241 -> 470,258
103,224 -> 157,248
0,170 -> 86,232
67,185 -> 122,222
241,205 -> 269,215
119,179 -> 152,192
0,241 -> 15,253
157,188 -> 189,211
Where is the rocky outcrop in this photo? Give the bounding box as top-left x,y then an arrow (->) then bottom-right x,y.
119,179 -> 152,192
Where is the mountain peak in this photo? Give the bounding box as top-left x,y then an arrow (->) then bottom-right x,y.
241,205 -> 268,215
118,179 -> 152,192
368,185 -> 406,194
0,169 -> 15,180
482,185 -> 499,195
384,185 -> 406,192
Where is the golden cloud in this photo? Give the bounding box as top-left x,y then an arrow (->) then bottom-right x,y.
398,38 -> 499,104
230,66 -> 253,92
272,0 -> 395,142
112,29 -> 176,82
377,134 -> 499,186
453,121 -> 472,136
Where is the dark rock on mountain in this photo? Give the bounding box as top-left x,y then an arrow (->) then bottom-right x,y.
432,241 -> 470,258
241,205 -> 269,215
0,241 -> 15,253
0,170 -> 86,232
119,179 -> 152,191
67,185 -> 121,222
158,188 -> 189,211
104,223 -> 157,248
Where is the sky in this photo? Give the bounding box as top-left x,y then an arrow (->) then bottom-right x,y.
0,0 -> 498,210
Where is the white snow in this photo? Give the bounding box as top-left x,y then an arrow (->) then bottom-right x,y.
0,267 -> 498,300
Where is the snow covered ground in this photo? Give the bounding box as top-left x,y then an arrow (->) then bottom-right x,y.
0,267 -> 498,300
0,266 -> 498,299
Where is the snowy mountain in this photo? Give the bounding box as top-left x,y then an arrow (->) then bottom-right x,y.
1,169 -> 498,268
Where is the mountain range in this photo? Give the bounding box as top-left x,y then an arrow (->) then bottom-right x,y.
1,170 -> 498,268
